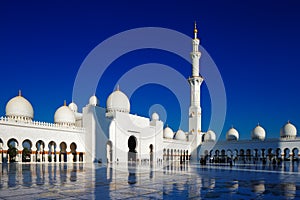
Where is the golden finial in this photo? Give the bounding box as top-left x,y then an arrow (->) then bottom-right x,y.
18,90 -> 21,96
194,21 -> 198,39
64,100 -> 66,106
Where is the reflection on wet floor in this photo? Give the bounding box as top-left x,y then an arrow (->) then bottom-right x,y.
0,162 -> 300,199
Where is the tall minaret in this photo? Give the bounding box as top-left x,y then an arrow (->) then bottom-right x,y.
188,22 -> 203,144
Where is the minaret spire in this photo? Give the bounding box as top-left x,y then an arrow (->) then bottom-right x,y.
194,21 -> 198,39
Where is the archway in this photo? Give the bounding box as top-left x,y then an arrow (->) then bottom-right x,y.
7,139 -> 19,162
70,142 -> 77,162
36,140 -> 45,162
227,149 -> 232,163
221,149 -> 226,163
240,149 -> 245,162
128,136 -> 137,162
149,144 -> 153,162
60,142 -> 67,162
284,148 -> 290,161
253,149 -> 258,162
48,141 -> 57,162
276,148 -> 281,159
246,149 -> 251,162
22,139 -> 32,162
106,140 -> 113,163
0,139 -> 3,163
215,150 -> 220,163
292,148 -> 299,161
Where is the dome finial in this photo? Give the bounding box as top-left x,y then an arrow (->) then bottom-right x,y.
194,21 -> 198,39
257,122 -> 260,126
18,90 -> 21,96
64,100 -> 66,106
116,84 -> 120,91
288,120 -> 290,124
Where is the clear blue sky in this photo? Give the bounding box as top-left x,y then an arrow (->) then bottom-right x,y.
1,1 -> 300,140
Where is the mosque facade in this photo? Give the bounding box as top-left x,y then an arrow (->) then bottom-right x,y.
0,25 -> 299,164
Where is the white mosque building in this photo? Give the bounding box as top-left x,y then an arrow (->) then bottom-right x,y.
0,25 -> 299,165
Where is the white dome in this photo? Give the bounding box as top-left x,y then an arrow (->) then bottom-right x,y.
204,130 -> 216,142
163,126 -> 174,139
54,104 -> 75,126
251,125 -> 266,140
106,89 -> 130,113
175,129 -> 186,140
151,112 -> 159,121
6,94 -> 34,120
226,127 -> 239,141
68,102 -> 78,112
280,121 -> 297,139
89,95 -> 99,106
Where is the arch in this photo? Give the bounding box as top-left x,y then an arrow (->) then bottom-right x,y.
267,148 -> 274,162
22,139 -> 32,162
0,138 -> 3,163
292,148 -> 299,161
284,148 -> 290,161
202,134 -> 205,142
227,149 -> 232,158
48,141 -> 57,162
276,148 -> 281,158
7,138 -> 19,162
246,149 -> 251,161
239,149 -> 245,163
186,150 -> 189,161
36,140 -> 45,162
253,149 -> 258,159
60,142 -> 67,162
70,142 -> 77,162
106,140 -> 113,163
128,135 -> 137,162
149,144 -> 154,162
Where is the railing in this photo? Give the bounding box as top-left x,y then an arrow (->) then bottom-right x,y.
0,116 -> 84,131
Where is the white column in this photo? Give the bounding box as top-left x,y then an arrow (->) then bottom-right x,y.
0,142 -> 2,163
51,145 -> 54,162
44,147 -> 49,163
31,146 -> 37,162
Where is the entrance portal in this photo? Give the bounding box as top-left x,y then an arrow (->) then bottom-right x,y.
128,136 -> 137,162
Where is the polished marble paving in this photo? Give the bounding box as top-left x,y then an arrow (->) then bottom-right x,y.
0,162 -> 300,199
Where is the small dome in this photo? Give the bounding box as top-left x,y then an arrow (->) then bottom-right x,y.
251,125 -> 266,141
280,121 -> 297,139
106,89 -> 130,113
68,102 -> 78,112
226,127 -> 239,141
6,92 -> 34,120
204,130 -> 216,142
163,126 -> 174,139
175,129 -> 186,140
54,103 -> 75,126
151,112 -> 159,121
89,95 -> 99,106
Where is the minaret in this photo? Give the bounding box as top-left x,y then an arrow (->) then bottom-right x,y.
188,22 -> 203,143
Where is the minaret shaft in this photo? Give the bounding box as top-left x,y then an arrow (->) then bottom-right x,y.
188,23 -> 203,135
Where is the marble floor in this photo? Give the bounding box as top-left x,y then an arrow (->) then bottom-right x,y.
0,162 -> 300,199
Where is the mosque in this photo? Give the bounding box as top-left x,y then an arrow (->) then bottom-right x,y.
0,25 -> 299,165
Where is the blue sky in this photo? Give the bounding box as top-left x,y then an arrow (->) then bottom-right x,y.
0,1 -> 300,140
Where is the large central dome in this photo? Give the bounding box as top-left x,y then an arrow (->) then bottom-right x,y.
6,92 -> 34,121
106,88 -> 130,113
